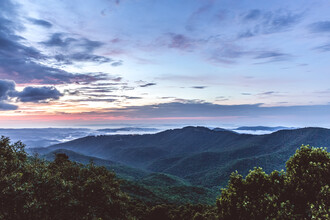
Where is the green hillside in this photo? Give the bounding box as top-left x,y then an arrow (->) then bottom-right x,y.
41,148 -> 216,204
1,136 -> 329,219
38,127 -> 330,189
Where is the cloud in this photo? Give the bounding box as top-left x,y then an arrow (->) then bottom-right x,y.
314,43 -> 330,52
79,87 -> 114,94
258,91 -> 276,95
309,21 -> 330,33
0,79 -> 63,108
28,18 -> 52,28
185,3 -> 213,31
43,33 -> 122,66
156,32 -> 212,53
108,76 -> 122,82
0,79 -> 18,110
191,86 -> 207,89
207,44 -> 247,64
243,9 -> 262,21
238,9 -> 302,38
41,33 -> 103,52
253,51 -> 291,63
69,79 -> 125,97
167,33 -> 195,50
14,86 -> 62,103
0,101 -> 17,110
139,83 -> 156,88
71,98 -> 117,102
111,60 -> 123,66
98,102 -> 330,120
41,33 -> 76,48
64,89 -> 80,96
254,52 -> 288,59
0,57 -> 109,84
0,1 -> 114,85
208,43 -> 291,64
55,53 -> 112,64
123,96 -> 142,100
105,0 -> 121,5
253,51 -> 291,64
0,79 -> 63,106
0,79 -> 15,100
237,30 -> 255,38
216,98 -> 229,102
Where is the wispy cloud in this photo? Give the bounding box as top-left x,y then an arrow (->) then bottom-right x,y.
167,33 -> 196,51
208,44 -> 292,64
139,83 -> 157,88
0,1 -> 116,84
313,43 -> 330,52
28,18 -> 53,28
238,9 -> 303,38
185,3 -> 214,31
72,102 -> 330,120
243,9 -> 262,21
191,86 -> 207,89
54,53 -> 112,64
253,51 -> 291,63
308,21 -> 330,33
41,33 -> 103,52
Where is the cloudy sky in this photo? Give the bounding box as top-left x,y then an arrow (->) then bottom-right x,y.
1,0 -> 330,127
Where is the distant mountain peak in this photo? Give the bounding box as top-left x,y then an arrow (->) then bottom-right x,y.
212,127 -> 237,133
234,126 -> 290,131
181,126 -> 211,132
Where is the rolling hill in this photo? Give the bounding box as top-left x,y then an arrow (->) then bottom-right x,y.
35,148 -> 217,204
34,126 -> 330,191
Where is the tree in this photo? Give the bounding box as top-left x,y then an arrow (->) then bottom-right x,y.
0,136 -> 28,219
217,145 -> 330,219
0,137 -> 131,220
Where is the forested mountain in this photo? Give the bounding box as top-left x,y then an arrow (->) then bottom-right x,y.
37,148 -> 217,205
233,126 -> 290,131
1,136 -> 329,219
33,126 -> 330,190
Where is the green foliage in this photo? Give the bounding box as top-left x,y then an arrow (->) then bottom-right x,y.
0,136 -> 218,219
121,178 -> 216,205
43,149 -> 216,205
46,126 -> 330,190
1,136 -> 329,220
0,136 -> 130,220
217,145 -> 330,219
141,204 -> 217,220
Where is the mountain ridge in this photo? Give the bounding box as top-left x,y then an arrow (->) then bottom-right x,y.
34,126 -> 330,188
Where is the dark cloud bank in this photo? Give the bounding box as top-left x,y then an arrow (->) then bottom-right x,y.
0,0 -> 119,85
75,102 -> 330,122
0,80 -> 62,110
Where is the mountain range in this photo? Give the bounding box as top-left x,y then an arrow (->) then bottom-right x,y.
29,126 -> 330,204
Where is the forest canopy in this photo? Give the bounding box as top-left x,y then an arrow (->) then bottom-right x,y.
0,136 -> 329,220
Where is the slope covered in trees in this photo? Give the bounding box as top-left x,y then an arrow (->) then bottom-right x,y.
1,135 -> 329,219
34,126 -> 330,189
218,145 -> 330,219
0,137 -> 129,219
39,148 -> 218,204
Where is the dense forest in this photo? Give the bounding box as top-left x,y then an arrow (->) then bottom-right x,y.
33,126 -> 330,191
0,136 -> 329,219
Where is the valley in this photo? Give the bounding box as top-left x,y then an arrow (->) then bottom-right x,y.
28,126 -> 330,204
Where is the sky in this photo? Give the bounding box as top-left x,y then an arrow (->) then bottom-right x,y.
1,0 -> 330,128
